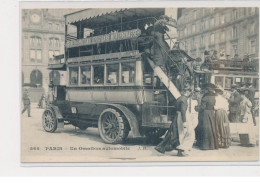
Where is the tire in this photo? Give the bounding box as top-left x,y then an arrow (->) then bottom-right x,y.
98,108 -> 129,144
145,128 -> 166,140
42,108 -> 57,133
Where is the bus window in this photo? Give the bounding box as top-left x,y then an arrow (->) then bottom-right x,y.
69,67 -> 79,85
215,76 -> 224,87
80,66 -> 91,85
235,77 -> 242,86
225,77 -> 233,89
106,63 -> 119,85
93,65 -> 104,85
121,62 -> 135,84
253,78 -> 259,89
244,78 -> 252,85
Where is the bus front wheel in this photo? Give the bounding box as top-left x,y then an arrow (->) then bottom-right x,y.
98,108 -> 129,144
42,109 -> 57,133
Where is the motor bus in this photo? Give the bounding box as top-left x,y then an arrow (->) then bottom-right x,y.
43,8 -> 194,144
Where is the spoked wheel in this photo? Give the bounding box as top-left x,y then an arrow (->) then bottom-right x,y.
42,109 -> 57,132
98,108 -> 129,144
145,128 -> 167,140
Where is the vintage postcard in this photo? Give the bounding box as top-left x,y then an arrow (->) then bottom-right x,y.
21,6 -> 259,163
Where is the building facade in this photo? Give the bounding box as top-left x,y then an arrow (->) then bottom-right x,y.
22,9 -> 77,101
177,8 -> 259,61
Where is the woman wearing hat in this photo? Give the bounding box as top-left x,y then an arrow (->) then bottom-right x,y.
214,87 -> 231,148
155,87 -> 192,156
237,89 -> 256,147
196,83 -> 218,150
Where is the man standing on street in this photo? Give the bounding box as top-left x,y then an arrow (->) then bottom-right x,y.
228,84 -> 241,122
247,82 -> 256,126
22,89 -> 31,117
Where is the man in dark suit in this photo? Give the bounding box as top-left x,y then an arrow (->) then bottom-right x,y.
228,84 -> 242,122
22,89 -> 31,117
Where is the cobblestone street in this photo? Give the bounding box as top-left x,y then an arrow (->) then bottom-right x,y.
21,104 -> 259,163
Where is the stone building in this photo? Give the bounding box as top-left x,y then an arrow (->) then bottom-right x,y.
177,7 -> 259,61
22,9 -> 77,101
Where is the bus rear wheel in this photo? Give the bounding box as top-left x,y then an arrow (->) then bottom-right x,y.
98,108 -> 129,144
42,109 -> 57,133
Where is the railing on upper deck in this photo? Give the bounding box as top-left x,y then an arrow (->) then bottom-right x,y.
66,17 -> 157,42
205,59 -> 259,72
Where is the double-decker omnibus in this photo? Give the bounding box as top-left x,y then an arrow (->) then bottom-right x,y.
43,8 -> 194,144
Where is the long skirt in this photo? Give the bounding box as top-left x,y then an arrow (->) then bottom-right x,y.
238,114 -> 256,146
155,114 -> 180,153
215,110 -> 231,148
196,110 -> 218,150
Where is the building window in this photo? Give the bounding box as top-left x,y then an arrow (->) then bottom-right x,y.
210,33 -> 215,44
80,66 -> 91,85
69,67 -> 79,85
30,70 -> 42,87
49,38 -> 60,47
191,37 -> 196,47
192,24 -> 196,34
205,19 -> 209,29
220,31 -> 225,42
249,7 -> 255,15
232,26 -> 238,39
200,21 -> 204,31
249,39 -> 256,54
30,49 -> 42,62
200,35 -> 204,46
184,27 -> 187,36
231,44 -> 238,57
93,65 -> 104,85
56,24 -> 59,30
121,62 -> 135,84
220,14 -> 225,24
210,17 -> 214,27
193,10 -> 197,19
106,63 -> 119,85
49,50 -> 60,62
232,9 -> 238,20
30,36 -> 41,47
249,21 -> 255,34
48,23 -> 52,29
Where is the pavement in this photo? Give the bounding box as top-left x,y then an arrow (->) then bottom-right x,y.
21,103 -> 259,163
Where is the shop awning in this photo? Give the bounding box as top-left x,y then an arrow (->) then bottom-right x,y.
65,8 -> 165,25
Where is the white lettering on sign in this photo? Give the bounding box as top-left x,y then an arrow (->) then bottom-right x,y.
66,29 -> 141,48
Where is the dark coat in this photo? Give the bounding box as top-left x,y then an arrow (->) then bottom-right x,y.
196,92 -> 218,150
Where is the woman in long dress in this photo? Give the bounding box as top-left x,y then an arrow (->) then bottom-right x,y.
214,88 -> 231,148
196,86 -> 218,150
155,89 -> 191,156
238,90 -> 256,146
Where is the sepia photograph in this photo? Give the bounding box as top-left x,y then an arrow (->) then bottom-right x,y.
21,6 -> 259,163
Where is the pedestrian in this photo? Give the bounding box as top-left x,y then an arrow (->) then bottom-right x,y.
228,84 -> 242,122
193,87 -> 203,145
196,83 -> 218,150
238,89 -> 256,147
246,82 -> 256,126
154,86 -> 191,156
22,89 -> 31,117
214,87 -> 231,148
